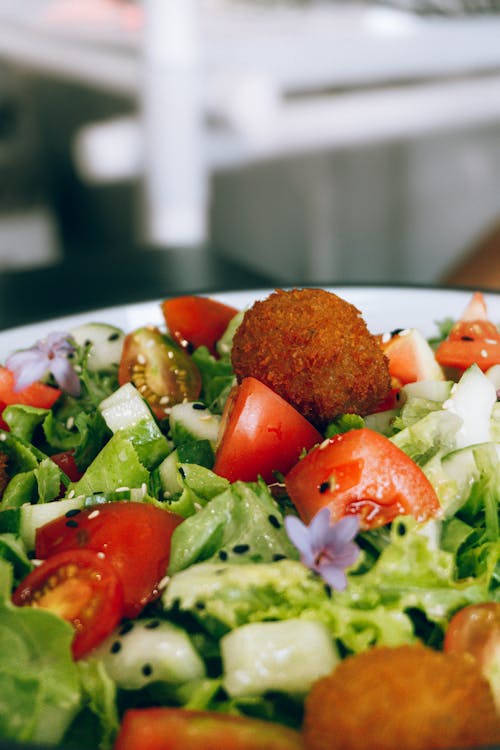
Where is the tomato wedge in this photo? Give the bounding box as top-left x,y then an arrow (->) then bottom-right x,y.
213,377 -> 322,483
35,502 -> 184,618
118,327 -> 201,421
12,548 -> 124,659
50,451 -> 83,482
285,427 -> 441,529
115,708 -> 303,750
0,366 -> 61,408
162,295 -> 238,357
377,328 -> 444,387
435,291 -> 500,373
444,602 -> 500,710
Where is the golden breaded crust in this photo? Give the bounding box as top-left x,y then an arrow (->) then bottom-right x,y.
231,288 -> 391,426
303,644 -> 500,750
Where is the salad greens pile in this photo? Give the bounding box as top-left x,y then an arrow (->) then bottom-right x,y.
0,300 -> 498,749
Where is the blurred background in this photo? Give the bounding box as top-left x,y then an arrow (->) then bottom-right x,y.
0,0 -> 499,329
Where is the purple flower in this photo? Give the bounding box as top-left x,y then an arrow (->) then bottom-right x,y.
6,332 -> 81,397
285,507 -> 360,591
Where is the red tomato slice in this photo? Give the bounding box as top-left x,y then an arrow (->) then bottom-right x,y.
213,377 -> 322,484
0,366 -> 61,408
118,327 -> 201,421
444,602 -> 500,696
435,291 -> 500,372
12,548 -> 124,659
0,399 -> 9,431
50,451 -> 83,482
285,427 -> 441,529
35,502 -> 184,618
162,295 -> 238,357
115,708 -> 303,750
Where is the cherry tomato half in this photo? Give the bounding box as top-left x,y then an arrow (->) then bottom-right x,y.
435,291 -> 500,373
118,327 -> 201,421
35,501 -> 184,618
444,602 -> 500,697
115,708 -> 303,750
0,366 -> 61,409
213,377 -> 322,484
162,295 -> 238,357
12,548 -> 124,659
50,451 -> 83,483
285,427 -> 441,530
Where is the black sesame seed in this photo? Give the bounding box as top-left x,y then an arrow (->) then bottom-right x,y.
195,601 -> 206,610
65,508 -> 81,518
110,640 -> 122,654
192,403 -> 207,410
119,621 -> 134,636
186,342 -> 195,354
84,339 -> 92,347
179,467 -> 186,479
233,544 -> 250,555
145,619 -> 160,629
324,583 -> 332,598
141,664 -> 153,677
461,335 -> 474,341
397,522 -> 406,536
319,481 -> 330,494
268,514 -> 281,529
390,328 -> 404,337
65,519 -> 79,528
108,332 -> 120,341
273,553 -> 286,561
218,550 -> 228,561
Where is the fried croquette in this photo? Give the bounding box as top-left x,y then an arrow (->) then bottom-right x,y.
231,288 -> 390,427
302,644 -> 500,750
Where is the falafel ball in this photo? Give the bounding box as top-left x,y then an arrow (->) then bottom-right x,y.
231,288 -> 391,426
303,644 -> 500,750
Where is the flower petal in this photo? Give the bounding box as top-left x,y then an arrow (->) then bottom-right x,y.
323,514 -> 360,551
317,563 -> 348,592
49,357 -> 81,397
330,541 -> 360,569
308,507 -> 332,549
284,515 -> 314,563
6,351 -> 50,391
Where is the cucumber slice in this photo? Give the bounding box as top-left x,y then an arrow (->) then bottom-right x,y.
169,402 -> 221,449
441,442 -> 500,515
443,365 -> 497,449
221,618 -> 339,697
91,618 -> 205,690
70,322 -> 124,373
99,383 -> 153,432
20,495 -> 85,551
402,380 -> 452,403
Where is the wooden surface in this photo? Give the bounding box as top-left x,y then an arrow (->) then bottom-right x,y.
442,221 -> 500,290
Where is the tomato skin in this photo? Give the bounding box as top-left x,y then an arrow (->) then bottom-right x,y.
35,502 -> 184,618
0,366 -> 61,409
435,292 -> 500,373
285,427 -> 441,530
0,399 -> 8,431
118,327 -> 201,421
162,295 -> 238,357
213,377 -> 322,484
115,708 -> 304,750
444,603 -> 500,681
50,451 -> 83,482
12,548 -> 124,659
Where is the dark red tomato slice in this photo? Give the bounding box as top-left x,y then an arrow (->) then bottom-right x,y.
12,548 -> 124,659
50,451 -> 83,482
35,501 -> 184,618
0,366 -> 61,409
162,295 -> 238,357
118,327 -> 201,421
213,377 -> 322,484
285,427 -> 441,530
444,602 -> 500,695
0,400 -> 9,431
115,708 -> 304,750
435,291 -> 500,372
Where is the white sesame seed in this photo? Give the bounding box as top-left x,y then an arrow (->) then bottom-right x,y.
157,575 -> 170,590
66,416 -> 75,430
67,490 -> 75,499
481,349 -> 488,358
381,332 -> 391,344
319,438 -> 331,450
399,328 -> 411,337
96,551 -> 106,559
193,502 -> 202,511
0,433 -> 6,441
137,353 -> 146,365
88,509 -> 100,520
115,486 -> 130,492
159,396 -> 170,405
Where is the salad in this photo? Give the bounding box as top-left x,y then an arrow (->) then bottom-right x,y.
0,286 -> 498,750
